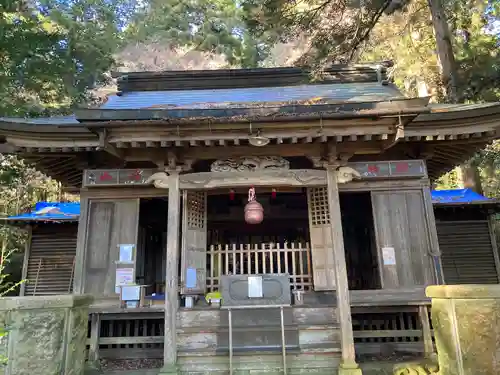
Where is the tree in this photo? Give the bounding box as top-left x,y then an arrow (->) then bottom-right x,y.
0,0 -> 129,297
124,0 -> 269,68
0,0 -> 133,116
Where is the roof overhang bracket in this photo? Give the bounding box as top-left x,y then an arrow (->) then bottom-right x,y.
382,114 -> 406,151
97,129 -> 124,160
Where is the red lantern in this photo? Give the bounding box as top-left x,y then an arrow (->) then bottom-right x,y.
271,188 -> 277,199
229,189 -> 235,201
244,187 -> 264,224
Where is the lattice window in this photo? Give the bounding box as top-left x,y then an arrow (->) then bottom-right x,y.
186,191 -> 206,229
307,187 -> 330,226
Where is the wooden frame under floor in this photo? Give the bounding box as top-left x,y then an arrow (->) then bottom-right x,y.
86,288 -> 434,369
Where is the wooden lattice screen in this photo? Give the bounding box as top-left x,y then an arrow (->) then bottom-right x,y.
307,187 -> 336,291
206,242 -> 313,292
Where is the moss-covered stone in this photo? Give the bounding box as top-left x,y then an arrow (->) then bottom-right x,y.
427,285 -> 500,375
0,295 -> 93,375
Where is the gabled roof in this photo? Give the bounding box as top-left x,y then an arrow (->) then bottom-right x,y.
0,64 -> 498,188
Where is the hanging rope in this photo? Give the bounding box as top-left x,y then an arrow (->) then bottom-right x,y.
248,186 -> 256,202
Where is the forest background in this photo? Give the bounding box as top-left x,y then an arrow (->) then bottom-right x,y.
0,0 -> 499,293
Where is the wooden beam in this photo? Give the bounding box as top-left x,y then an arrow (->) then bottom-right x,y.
121,142 -> 387,163
179,170 -> 327,189
98,129 -> 124,160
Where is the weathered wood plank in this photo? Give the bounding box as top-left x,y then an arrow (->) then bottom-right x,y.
99,336 -> 164,345
353,329 -> 421,338
371,190 -> 435,289
350,287 -> 429,306
418,305 -> 434,357
83,199 -> 139,296
292,307 -> 338,325
84,201 -> 114,295
88,313 -> 101,365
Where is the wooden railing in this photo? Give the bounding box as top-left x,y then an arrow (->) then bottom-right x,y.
352,305 -> 434,357
206,242 -> 313,292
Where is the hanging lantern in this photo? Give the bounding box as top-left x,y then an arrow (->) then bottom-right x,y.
244,186 -> 264,224
271,188 -> 277,199
229,189 -> 235,201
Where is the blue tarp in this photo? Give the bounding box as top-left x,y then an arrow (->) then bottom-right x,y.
431,188 -> 493,204
3,189 -> 496,222
6,201 -> 80,221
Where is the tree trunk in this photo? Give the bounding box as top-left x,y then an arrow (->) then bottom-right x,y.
427,0 -> 460,103
459,162 -> 484,195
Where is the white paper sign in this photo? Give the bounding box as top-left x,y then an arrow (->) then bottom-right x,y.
119,244 -> 135,263
116,267 -> 134,286
186,268 -> 197,289
248,276 -> 263,298
382,247 -> 396,265
121,285 -> 141,301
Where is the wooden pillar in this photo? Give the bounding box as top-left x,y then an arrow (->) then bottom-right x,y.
87,313 -> 101,368
161,172 -> 181,374
422,186 -> 444,284
326,167 -> 362,375
20,226 -> 32,296
418,305 -> 435,358
73,196 -> 89,294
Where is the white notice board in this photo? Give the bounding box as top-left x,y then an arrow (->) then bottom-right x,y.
382,247 -> 396,266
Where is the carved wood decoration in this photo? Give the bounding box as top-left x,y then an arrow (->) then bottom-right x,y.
336,166 -> 362,184
180,169 -> 327,189
82,160 -> 427,188
210,156 -> 290,172
144,172 -> 170,189
180,190 -> 207,295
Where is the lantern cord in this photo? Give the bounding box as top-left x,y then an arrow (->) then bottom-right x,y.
248,187 -> 256,202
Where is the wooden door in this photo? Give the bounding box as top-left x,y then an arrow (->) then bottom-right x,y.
180,190 -> 207,294
371,190 -> 435,288
84,199 -> 139,296
307,187 -> 336,291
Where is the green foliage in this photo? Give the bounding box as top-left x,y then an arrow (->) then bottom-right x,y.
240,0 -> 409,66
125,0 -> 269,68
0,0 -> 126,305
0,0 -> 130,116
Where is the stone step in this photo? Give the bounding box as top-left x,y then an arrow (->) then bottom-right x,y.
177,352 -> 342,374
177,307 -> 338,329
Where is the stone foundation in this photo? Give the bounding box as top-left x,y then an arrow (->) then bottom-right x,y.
427,285 -> 500,375
0,295 -> 93,375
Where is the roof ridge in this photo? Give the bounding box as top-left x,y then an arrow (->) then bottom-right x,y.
115,64 -> 392,93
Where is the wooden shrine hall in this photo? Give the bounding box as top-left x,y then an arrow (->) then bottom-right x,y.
1,63 -> 500,375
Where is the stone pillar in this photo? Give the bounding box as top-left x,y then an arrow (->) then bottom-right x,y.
160,172 -> 181,375
0,295 -> 93,375
326,167 -> 362,375
427,285 -> 500,375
